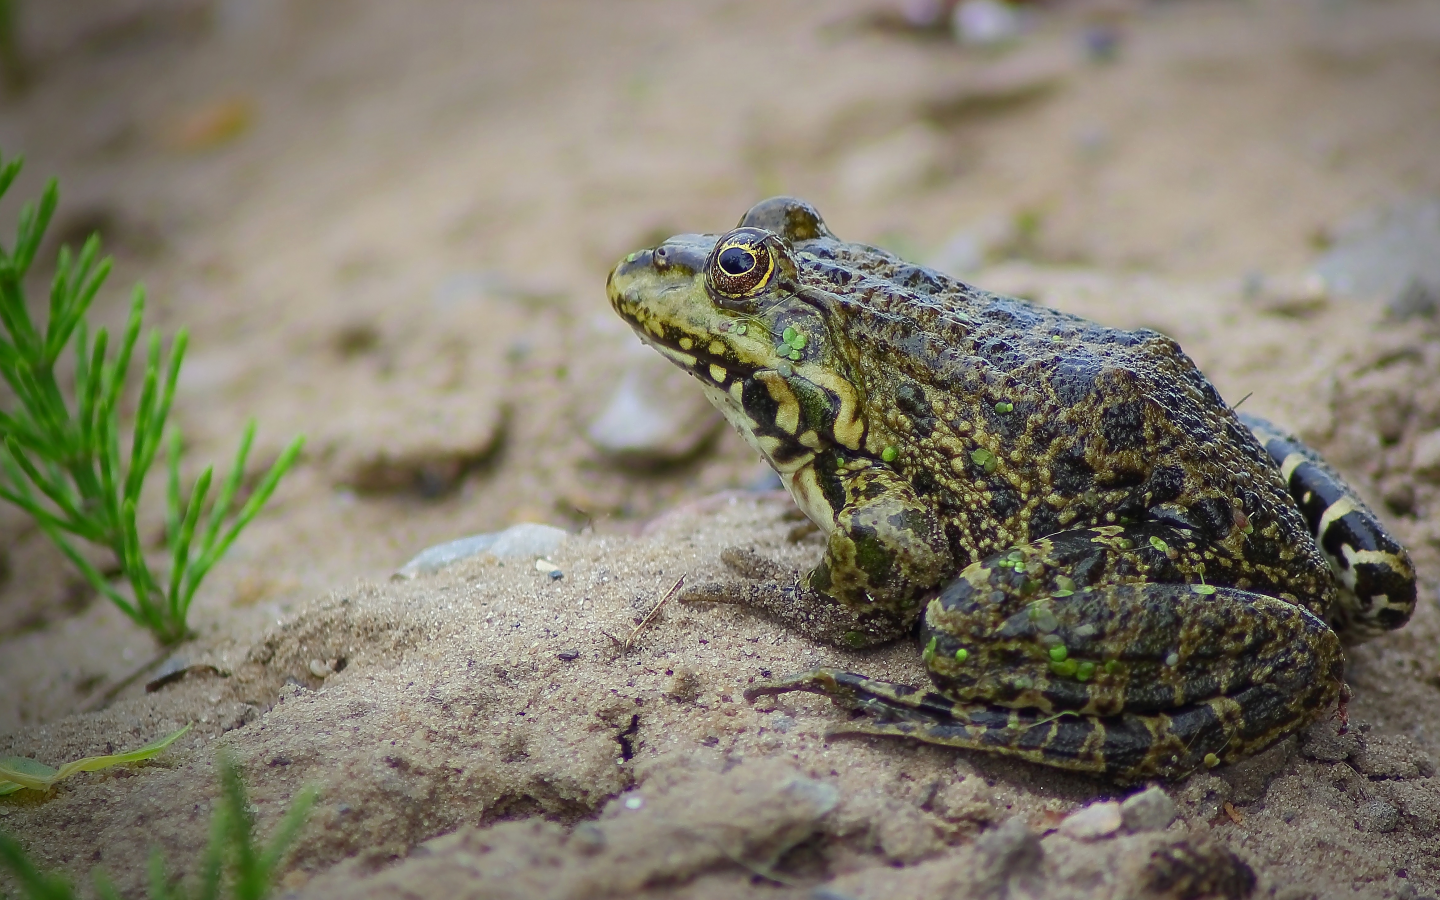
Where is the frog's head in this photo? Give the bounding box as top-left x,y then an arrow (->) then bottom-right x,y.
608,198 -> 868,467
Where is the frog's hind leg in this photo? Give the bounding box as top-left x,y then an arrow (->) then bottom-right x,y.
1240,413 -> 1416,638
746,664 -> 1325,782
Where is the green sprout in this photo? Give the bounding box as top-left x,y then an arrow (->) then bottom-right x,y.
0,754 -> 315,900
0,153 -> 304,646
0,725 -> 190,795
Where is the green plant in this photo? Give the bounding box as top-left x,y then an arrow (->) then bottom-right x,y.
0,152 -> 304,645
0,754 -> 317,900
0,725 -> 190,795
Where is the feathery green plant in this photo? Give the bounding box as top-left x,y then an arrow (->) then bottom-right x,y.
0,152 -> 304,645
0,754 -> 316,900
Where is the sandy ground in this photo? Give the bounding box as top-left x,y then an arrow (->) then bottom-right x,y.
2,0 -> 1440,897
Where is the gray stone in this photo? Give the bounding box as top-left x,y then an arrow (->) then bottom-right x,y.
1122,786 -> 1178,833
586,353 -> 721,463
396,523 -> 569,577
952,0 -> 1022,46
1388,277 -> 1440,319
972,816 -> 1042,894
1058,800 -> 1123,840
1410,429 -> 1440,483
1314,199 -> 1440,304
1355,799 -> 1400,833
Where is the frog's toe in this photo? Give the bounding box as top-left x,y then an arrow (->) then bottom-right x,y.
679,582 -> 903,648
744,668 -> 850,703
718,546 -> 792,581
745,669 -> 956,719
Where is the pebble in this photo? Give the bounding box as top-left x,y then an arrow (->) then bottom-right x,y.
972,817 -> 1042,892
951,0 -> 1021,46
1389,277 -> 1440,319
1121,786 -> 1177,833
1082,24 -> 1121,63
1355,799 -> 1400,834
1313,198 -> 1440,311
1058,800 -> 1123,840
586,354 -> 721,463
396,523 -> 568,577
1409,429 -> 1440,483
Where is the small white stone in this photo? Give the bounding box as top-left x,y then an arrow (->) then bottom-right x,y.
624,795 -> 644,810
952,0 -> 1021,46
1058,800 -> 1123,840
1121,786 -> 1178,832
396,523 -> 569,577
1410,429 -> 1440,482
308,659 -> 333,678
535,558 -> 561,575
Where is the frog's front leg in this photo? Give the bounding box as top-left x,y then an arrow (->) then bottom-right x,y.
682,454 -> 951,648
749,526 -> 1346,781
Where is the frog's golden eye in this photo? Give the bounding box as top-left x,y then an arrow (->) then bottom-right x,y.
706,228 -> 777,304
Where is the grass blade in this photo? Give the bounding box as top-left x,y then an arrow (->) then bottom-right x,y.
166,426 -> 182,543
257,786 -> 318,880
0,159 -> 300,649
12,177 -> 57,274
124,331 -> 162,504
51,725 -> 192,782
167,465 -> 212,614
184,435 -> 302,613
197,420 -> 254,559
0,831 -> 76,900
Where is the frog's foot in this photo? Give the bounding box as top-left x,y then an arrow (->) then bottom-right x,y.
1242,413 -> 1417,640
746,666 -> 1332,782
679,580 -> 901,648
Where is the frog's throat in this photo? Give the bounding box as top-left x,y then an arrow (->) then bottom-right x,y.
696,379 -> 839,539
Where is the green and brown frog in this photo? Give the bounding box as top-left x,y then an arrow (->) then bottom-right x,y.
607,197 -> 1416,781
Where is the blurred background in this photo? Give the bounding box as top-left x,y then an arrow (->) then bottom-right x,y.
1,0 -> 1438,724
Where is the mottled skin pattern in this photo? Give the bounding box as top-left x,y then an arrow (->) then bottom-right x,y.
607,197 -> 1417,781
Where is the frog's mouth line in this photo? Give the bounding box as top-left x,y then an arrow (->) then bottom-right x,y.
616,312 -> 771,385
634,326 -> 761,393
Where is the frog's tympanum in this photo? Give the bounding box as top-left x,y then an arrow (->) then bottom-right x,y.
607,197 -> 1416,781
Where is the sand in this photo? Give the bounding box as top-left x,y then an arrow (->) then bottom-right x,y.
2,1 -> 1439,897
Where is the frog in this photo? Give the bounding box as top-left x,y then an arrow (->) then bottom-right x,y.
606,196 -> 1417,781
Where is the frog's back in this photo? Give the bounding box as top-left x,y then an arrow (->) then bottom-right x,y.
798,241 -> 1337,615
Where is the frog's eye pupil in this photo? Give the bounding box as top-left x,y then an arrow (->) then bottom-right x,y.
718,246 -> 756,276
706,228 -> 780,306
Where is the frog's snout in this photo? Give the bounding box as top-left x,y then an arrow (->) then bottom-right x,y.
612,248 -> 655,284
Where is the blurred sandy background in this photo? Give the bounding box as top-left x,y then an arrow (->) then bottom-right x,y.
2,2 -> 1440,898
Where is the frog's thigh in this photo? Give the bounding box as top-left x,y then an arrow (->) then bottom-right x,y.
804,457 -> 951,616
755,582 -> 1343,780
1241,412 -> 1416,638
